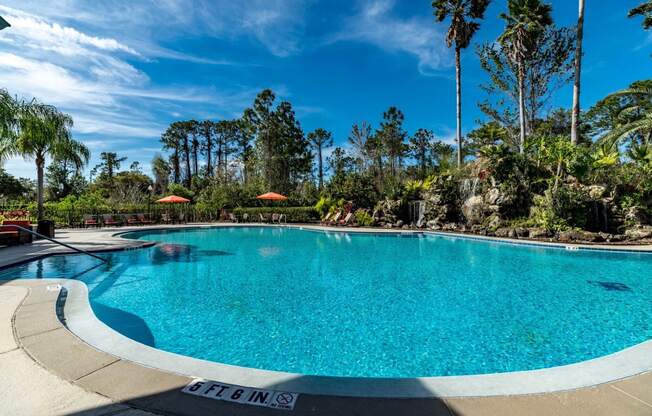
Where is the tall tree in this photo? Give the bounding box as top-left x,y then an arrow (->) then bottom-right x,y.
199,120 -> 214,177
0,102 -> 89,219
376,107 -> 407,178
237,111 -> 255,184
498,0 -> 553,153
477,25 -> 574,141
307,128 -> 333,190
187,120 -> 199,178
433,0 -> 491,166
570,0 -> 585,145
348,121 -> 372,172
629,1 -> 652,30
178,121 -> 192,187
97,152 -> 127,182
410,128 -> 435,178
160,126 -> 181,183
151,154 -> 170,194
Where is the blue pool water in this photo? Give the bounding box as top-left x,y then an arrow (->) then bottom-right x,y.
1,226 -> 652,378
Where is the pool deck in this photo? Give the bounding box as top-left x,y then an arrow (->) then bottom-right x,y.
1,223 -> 652,415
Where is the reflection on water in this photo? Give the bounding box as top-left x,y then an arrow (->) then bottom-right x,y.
152,244 -> 233,264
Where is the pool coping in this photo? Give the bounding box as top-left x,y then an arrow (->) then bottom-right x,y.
57,276 -> 652,398
2,223 -> 652,400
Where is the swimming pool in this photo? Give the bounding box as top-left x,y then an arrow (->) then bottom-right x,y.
2,226 -> 651,378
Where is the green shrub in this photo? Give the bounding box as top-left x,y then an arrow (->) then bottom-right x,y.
232,207 -> 319,223
315,196 -> 335,216
354,209 -> 374,226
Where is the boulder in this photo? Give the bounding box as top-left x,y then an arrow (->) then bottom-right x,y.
625,226 -> 652,240
461,195 -> 485,225
495,227 -> 511,238
624,207 -> 649,226
528,228 -> 553,239
484,188 -> 502,205
558,230 -> 604,243
587,185 -> 607,199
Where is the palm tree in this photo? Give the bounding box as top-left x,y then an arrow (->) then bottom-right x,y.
0,90 -> 17,154
600,85 -> 652,146
307,128 -> 333,190
433,0 -> 491,166
628,1 -> 652,30
0,101 -> 89,219
628,143 -> 652,166
570,0 -> 585,145
498,0 -> 553,153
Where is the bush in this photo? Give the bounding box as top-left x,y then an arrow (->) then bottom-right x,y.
232,207 -> 319,223
354,209 -> 374,226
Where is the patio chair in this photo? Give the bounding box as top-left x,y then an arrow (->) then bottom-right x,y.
83,214 -> 98,228
278,213 -> 287,224
137,213 -> 155,225
339,212 -> 354,226
242,213 -> 250,222
161,213 -> 172,224
229,213 -> 238,223
124,214 -> 141,226
178,212 -> 186,223
102,214 -> 120,227
271,213 -> 280,223
320,212 -> 332,225
259,213 -> 268,223
328,211 -> 342,225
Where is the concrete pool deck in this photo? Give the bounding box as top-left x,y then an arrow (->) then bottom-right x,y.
1,224 -> 652,415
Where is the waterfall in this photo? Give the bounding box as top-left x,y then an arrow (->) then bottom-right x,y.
408,200 -> 426,228
460,178 -> 479,202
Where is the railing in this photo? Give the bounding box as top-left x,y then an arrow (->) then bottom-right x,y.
0,225 -> 108,264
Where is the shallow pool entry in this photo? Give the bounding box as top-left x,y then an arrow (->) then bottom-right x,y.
2,226 -> 652,378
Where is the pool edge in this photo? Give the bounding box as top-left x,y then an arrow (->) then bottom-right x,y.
56,277 -> 652,398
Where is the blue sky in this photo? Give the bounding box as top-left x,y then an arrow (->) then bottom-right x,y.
0,0 -> 649,179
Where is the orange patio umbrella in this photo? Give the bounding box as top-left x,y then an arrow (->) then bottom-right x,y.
256,192 -> 288,201
156,195 -> 190,203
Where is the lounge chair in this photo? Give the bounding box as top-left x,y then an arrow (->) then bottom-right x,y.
124,214 -> 141,226
161,213 -> 172,224
328,211 -> 342,225
320,212 -> 332,225
242,213 -> 250,222
83,214 -> 98,228
271,213 -> 280,223
278,214 -> 286,224
259,213 -> 268,223
229,213 -> 238,223
179,212 -> 186,223
102,214 -> 120,227
137,213 -> 155,225
339,212 -> 354,226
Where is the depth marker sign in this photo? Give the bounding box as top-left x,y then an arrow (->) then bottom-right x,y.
182,378 -> 299,411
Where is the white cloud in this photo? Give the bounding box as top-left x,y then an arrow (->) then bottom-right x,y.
328,0 -> 453,75
0,0 -> 310,59
0,5 -> 277,179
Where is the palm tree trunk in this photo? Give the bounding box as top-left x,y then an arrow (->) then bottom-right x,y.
455,47 -> 463,166
36,154 -> 45,220
517,61 -> 527,154
571,0 -> 585,146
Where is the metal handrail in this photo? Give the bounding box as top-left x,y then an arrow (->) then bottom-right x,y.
1,225 -> 108,263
